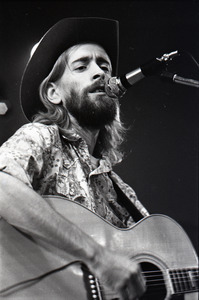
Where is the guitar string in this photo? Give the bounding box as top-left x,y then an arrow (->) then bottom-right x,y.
141,275 -> 199,283
142,272 -> 199,278
0,258 -> 197,295
96,274 -> 199,292
1,267 -> 198,296
97,286 -> 199,297
96,280 -> 169,296
90,270 -> 198,296
97,281 -> 199,290
89,266 -> 199,294
141,274 -> 199,286
141,270 -> 199,286
97,273 -> 199,286
97,289 -> 198,298
141,268 -> 198,275
84,267 -> 198,296
90,267 -> 198,297
142,274 -> 199,281
97,283 -> 199,295
141,271 -> 198,280
143,275 -> 199,289
142,275 -> 199,283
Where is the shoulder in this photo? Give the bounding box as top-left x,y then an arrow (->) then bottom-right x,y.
6,123 -> 61,148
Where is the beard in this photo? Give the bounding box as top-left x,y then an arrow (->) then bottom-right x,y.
65,84 -> 118,129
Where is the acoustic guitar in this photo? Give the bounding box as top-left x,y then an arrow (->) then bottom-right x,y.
0,196 -> 198,299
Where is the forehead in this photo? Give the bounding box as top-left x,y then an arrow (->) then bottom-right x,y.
67,43 -> 111,64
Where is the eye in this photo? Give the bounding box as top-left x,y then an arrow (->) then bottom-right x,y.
100,65 -> 110,73
75,65 -> 87,71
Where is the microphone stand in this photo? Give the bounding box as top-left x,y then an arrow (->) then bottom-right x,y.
161,71 -> 199,88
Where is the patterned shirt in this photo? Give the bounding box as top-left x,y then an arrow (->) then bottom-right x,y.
0,123 -> 149,227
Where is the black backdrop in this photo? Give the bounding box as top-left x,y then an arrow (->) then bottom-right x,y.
0,0 -> 198,253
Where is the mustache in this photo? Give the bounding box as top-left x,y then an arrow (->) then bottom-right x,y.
85,78 -> 118,100
86,79 -> 106,93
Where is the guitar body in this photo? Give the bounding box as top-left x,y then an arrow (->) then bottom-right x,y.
0,196 -> 198,299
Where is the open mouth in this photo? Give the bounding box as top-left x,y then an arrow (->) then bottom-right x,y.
89,85 -> 105,93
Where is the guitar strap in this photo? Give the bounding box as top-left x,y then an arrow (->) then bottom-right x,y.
110,177 -> 144,223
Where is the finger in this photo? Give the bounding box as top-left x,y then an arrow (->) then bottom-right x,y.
120,285 -> 135,300
123,271 -> 146,300
120,282 -> 139,300
134,265 -> 146,288
120,286 -> 129,300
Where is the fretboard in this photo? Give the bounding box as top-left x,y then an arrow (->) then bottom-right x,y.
169,267 -> 199,295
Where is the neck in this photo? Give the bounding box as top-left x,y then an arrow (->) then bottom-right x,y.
81,127 -> 100,155
69,114 -> 100,155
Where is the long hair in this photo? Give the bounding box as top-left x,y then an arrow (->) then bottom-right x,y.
33,44 -> 127,165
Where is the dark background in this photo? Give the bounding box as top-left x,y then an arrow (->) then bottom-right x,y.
0,0 -> 198,253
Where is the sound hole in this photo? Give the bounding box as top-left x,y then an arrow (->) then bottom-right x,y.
140,262 -> 167,300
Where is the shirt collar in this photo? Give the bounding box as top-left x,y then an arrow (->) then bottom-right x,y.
61,128 -> 113,174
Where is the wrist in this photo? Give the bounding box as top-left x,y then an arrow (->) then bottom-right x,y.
86,243 -> 106,273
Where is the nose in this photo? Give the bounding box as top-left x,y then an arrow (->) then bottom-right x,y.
91,62 -> 105,81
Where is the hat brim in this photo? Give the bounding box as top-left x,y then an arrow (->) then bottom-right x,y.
20,17 -> 119,121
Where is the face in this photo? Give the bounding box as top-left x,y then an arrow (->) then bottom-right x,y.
55,43 -> 118,128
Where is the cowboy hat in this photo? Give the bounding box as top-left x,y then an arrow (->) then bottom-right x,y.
20,17 -> 119,121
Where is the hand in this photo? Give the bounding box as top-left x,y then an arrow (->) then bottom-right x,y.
91,250 -> 146,300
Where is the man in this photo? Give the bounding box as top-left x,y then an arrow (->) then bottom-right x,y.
0,17 -> 149,299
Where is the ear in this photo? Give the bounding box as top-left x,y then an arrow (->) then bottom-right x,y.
46,83 -> 62,105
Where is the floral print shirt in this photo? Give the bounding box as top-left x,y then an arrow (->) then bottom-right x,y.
0,123 -> 149,227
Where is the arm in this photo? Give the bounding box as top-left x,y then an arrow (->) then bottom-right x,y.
0,171 -> 145,299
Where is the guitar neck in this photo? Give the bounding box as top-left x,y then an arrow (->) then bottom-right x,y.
169,267 -> 199,295
141,266 -> 199,298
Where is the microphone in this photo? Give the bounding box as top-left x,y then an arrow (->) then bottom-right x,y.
105,50 -> 180,98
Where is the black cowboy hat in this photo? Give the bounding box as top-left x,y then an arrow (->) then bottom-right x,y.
20,17 -> 119,121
